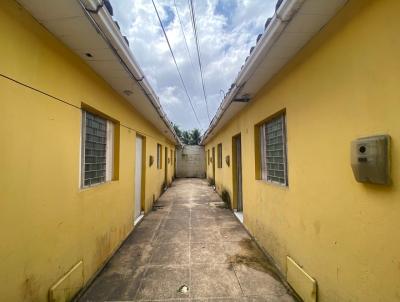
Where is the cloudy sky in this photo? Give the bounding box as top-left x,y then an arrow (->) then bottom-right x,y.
109,0 -> 276,132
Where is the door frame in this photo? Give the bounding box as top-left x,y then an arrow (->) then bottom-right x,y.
135,134 -> 146,223
164,146 -> 168,186
232,133 -> 243,212
173,149 -> 176,178
212,147 -> 216,181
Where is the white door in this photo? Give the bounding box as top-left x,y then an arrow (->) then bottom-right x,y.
135,136 -> 143,220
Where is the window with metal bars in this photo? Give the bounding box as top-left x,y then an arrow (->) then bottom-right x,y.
81,111 -> 114,187
217,143 -> 223,168
260,113 -> 288,185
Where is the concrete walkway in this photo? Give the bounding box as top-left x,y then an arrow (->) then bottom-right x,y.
78,179 -> 296,302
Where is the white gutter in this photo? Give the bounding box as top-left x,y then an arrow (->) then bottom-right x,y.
200,0 -> 304,145
79,0 -> 181,145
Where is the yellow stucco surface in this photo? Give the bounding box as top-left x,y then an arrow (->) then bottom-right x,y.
0,1 -> 175,301
206,0 -> 400,301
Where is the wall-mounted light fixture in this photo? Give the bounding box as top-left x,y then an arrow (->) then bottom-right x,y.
149,155 -> 154,167
233,94 -> 251,102
123,89 -> 133,96
225,155 -> 230,167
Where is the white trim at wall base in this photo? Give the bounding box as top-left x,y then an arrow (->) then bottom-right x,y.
72,225 -> 135,301
234,215 -> 302,302
134,213 -> 144,226
234,211 -> 244,223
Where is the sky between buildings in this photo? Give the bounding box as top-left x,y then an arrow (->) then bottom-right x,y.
110,0 -> 276,132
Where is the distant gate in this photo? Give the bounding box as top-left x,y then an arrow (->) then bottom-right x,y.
176,145 -> 206,178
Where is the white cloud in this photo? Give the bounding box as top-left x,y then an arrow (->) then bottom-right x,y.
159,86 -> 181,105
110,0 -> 276,131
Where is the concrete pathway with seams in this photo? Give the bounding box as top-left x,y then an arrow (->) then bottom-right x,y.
78,179 -> 297,302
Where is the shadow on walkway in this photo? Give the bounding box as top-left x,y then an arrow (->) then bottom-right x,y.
78,178 -> 297,302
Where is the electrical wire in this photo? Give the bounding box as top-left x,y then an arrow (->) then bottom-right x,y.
173,0 -> 197,82
188,0 -> 211,122
151,0 -> 202,129
0,73 -> 174,142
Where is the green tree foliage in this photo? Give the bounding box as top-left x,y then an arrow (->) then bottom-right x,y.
190,129 -> 201,145
173,124 -> 182,139
173,124 -> 202,145
181,131 -> 192,144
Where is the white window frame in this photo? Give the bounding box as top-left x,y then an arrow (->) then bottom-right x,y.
105,120 -> 114,181
157,144 -> 162,169
81,111 -> 114,188
260,113 -> 288,186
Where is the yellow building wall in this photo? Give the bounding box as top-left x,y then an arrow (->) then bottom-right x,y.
0,1 -> 175,301
206,0 -> 400,301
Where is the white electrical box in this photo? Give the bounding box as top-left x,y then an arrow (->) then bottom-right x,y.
351,135 -> 390,185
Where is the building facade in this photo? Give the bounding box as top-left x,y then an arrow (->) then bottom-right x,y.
203,0 -> 400,301
0,0 -> 178,301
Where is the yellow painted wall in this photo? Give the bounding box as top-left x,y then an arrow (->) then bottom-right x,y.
0,1 -> 175,301
205,0 -> 400,301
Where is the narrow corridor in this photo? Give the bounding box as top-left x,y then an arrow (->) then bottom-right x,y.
79,179 -> 296,302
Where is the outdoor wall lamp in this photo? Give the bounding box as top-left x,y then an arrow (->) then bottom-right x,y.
225,155 -> 230,167
233,94 -> 251,102
149,155 -> 154,167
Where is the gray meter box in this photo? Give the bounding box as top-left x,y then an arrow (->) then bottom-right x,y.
351,135 -> 390,185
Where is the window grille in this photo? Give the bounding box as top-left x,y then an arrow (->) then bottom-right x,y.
260,113 -> 288,185
217,143 -> 222,168
82,111 -> 113,187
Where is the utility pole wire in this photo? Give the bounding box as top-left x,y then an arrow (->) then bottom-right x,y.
173,0 -> 197,81
188,0 -> 211,122
151,0 -> 202,128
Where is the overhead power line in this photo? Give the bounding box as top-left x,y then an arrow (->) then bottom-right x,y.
173,0 -> 197,80
151,0 -> 202,129
188,0 -> 211,122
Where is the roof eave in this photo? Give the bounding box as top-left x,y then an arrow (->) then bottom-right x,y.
200,0 -> 347,145
80,0 -> 181,145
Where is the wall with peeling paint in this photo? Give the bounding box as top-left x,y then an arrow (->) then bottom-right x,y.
0,1 -> 175,301
205,0 -> 400,301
